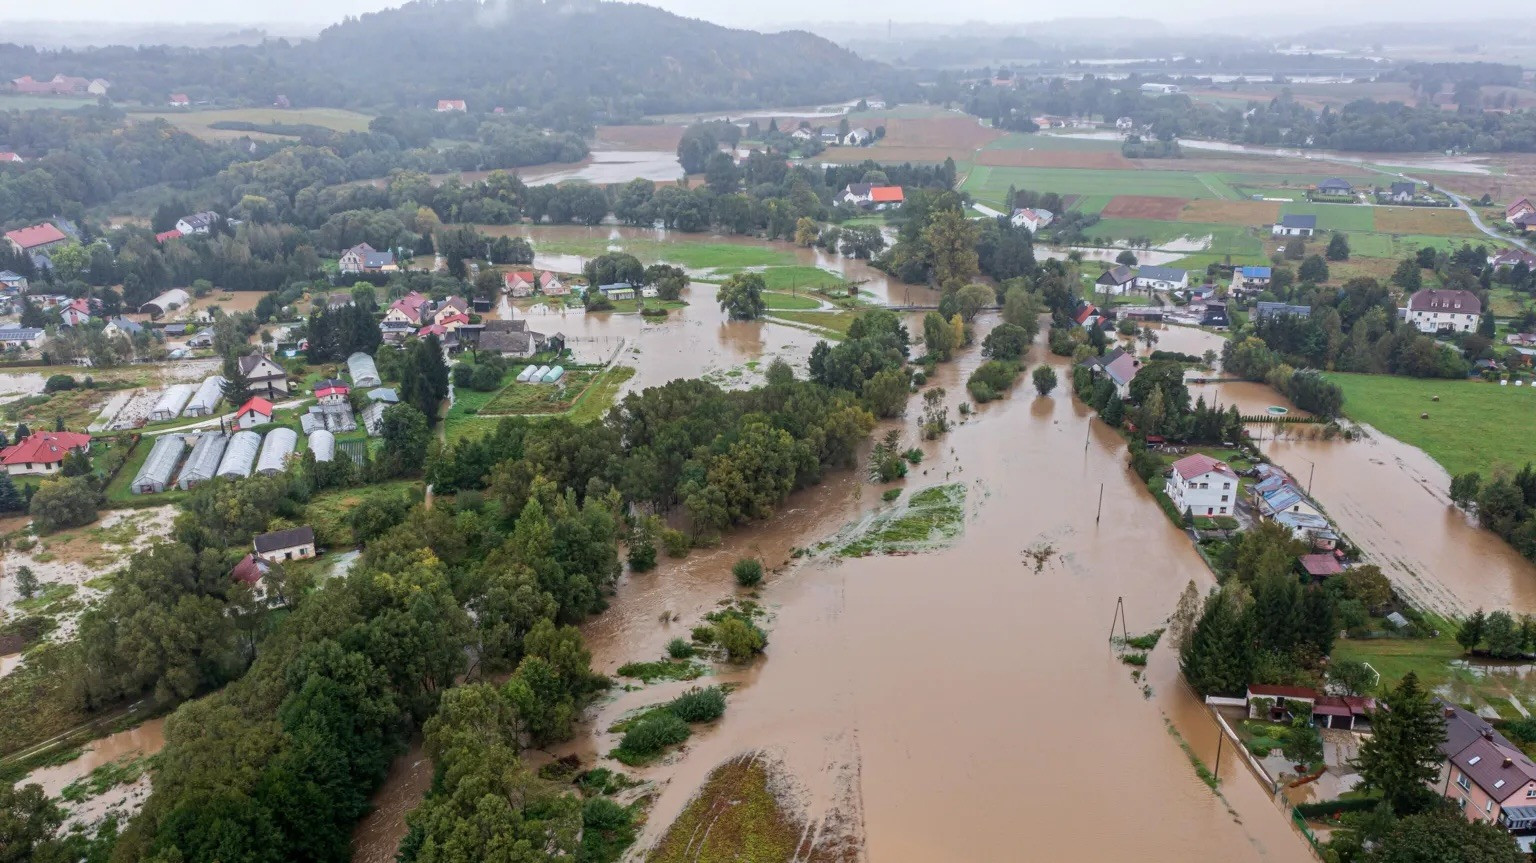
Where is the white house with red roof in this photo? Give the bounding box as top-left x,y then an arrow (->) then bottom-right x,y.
1403,288 -> 1481,334
0,152 -> 22,163
314,379 -> 350,406
1164,453 -> 1239,518
384,292 -> 430,326
432,297 -> 469,325
4,223 -> 69,256
169,93 -> 190,107
0,430 -> 90,476
234,397 -> 274,430
836,184 -> 905,210
1508,198 -> 1535,225
504,270 -> 537,297
436,99 -> 467,112
58,298 -> 92,327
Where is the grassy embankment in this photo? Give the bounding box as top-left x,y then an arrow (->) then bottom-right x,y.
648,755 -> 841,863
1327,373 -> 1536,478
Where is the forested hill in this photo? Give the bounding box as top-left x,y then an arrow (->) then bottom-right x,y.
0,0 -> 893,125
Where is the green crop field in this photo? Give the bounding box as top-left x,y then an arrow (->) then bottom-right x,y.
1071,195 -> 1114,214
1338,233 -> 1395,257
0,94 -> 98,111
1279,202 -> 1376,232
1328,373 -> 1536,477
1085,219 -> 1265,256
962,165 -> 1217,206
127,107 -> 377,140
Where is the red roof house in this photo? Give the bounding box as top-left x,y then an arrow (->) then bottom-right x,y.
385,291 -> 430,325
1299,553 -> 1344,578
504,270 -> 537,296
436,99 -> 467,112
169,93 -> 190,107
870,186 -> 905,204
155,229 -> 183,244
0,153 -> 22,163
0,430 -> 91,475
231,553 -> 270,585
234,396 -> 275,430
1170,453 -> 1239,482
4,223 -> 68,254
314,379 -> 350,404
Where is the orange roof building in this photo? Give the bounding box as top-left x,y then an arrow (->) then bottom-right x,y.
0,430 -> 91,475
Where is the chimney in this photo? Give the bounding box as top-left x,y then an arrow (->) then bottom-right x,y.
1485,729 -> 1496,740
1505,757 -> 1515,768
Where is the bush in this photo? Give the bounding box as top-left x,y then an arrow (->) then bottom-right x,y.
881,488 -> 901,502
716,617 -> 767,661
966,360 -> 1019,403
627,537 -> 657,572
690,625 -> 715,644
902,448 -> 923,464
43,374 -> 76,393
732,557 -> 763,587
666,638 -> 693,659
617,712 -> 690,758
667,686 -> 726,723
661,528 -> 690,558
29,476 -> 98,534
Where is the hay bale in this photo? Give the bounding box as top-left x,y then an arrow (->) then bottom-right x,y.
1420,412 -> 1429,419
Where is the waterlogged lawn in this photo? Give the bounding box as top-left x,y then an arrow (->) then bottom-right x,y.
766,310 -> 860,337
761,291 -> 822,311
1327,373 -> 1536,477
648,756 -> 814,863
835,483 -> 967,557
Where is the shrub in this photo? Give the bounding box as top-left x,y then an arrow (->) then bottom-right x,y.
690,625 -> 715,644
967,360 -> 1019,403
902,448 -> 923,464
617,712 -> 690,758
43,374 -> 76,393
716,617 -> 767,661
661,528 -> 690,558
732,557 -> 763,587
667,686 -> 727,723
627,537 -> 657,572
666,638 -> 693,659
881,488 -> 901,502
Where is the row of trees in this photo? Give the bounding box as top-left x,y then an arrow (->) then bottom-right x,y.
1450,464 -> 1536,566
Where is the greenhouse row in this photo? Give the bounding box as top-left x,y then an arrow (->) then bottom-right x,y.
131,426 -> 307,494
515,365 -> 564,383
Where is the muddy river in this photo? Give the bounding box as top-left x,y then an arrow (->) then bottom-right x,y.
354,319 -> 1314,861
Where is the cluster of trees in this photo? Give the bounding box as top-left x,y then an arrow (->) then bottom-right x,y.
1456,608 -> 1536,659
807,310 -> 912,417
877,190 -> 1037,287
304,300 -> 381,363
1449,464 -> 1536,566
1234,275 -> 1476,380
1220,338 -> 1346,418
1178,524 -> 1402,696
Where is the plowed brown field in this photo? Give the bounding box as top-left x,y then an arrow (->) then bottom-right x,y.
1374,206 -> 1480,236
1099,195 -> 1189,220
1179,199 -> 1280,225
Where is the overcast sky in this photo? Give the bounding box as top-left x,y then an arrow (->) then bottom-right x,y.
9,0 -> 1519,28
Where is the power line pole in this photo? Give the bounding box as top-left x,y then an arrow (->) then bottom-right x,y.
1107,596 -> 1128,643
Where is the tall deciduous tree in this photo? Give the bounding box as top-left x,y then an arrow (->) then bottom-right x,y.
717,272 -> 766,321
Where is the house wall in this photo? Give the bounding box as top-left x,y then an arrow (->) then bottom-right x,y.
257,542 -> 315,564
1135,277 -> 1187,292
1271,225 -> 1314,237
1409,311 -> 1477,333
1440,764 -> 1536,825
6,460 -> 60,476
1165,470 -> 1236,517
237,412 -> 269,430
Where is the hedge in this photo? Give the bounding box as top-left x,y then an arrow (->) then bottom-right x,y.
1293,797 -> 1382,818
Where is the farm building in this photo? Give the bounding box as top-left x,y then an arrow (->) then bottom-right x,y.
178,433 -> 228,489
149,384 -> 195,421
308,429 -> 336,463
300,404 -> 356,434
183,376 -> 225,417
541,365 -> 565,383
256,428 -> 298,475
140,288 -> 190,316
347,352 -> 381,386
131,435 -> 188,494
217,431 -> 262,478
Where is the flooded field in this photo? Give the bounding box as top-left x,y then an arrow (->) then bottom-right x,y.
517,150 -> 684,186
482,224 -> 935,307
23,717 -> 166,827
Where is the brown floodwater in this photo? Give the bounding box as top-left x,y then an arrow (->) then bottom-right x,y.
23,717 -> 167,798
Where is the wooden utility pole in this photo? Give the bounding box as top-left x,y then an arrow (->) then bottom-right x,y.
1107,596 -> 1128,643
1095,482 -> 1104,524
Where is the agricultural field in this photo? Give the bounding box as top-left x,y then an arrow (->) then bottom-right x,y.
1372,206 -> 1481,236
592,124 -> 685,152
0,94 -> 97,111
1327,373 -> 1536,478
963,166 -> 1218,208
1180,199 -> 1281,225
1277,202 -> 1376,232
125,107 -> 376,141
1100,196 -> 1189,220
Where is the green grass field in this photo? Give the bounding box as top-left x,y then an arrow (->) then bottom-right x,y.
126,107 -> 376,140
1071,194 -> 1114,214
963,165 -> 1216,207
1279,202 -> 1376,232
0,94 -> 98,111
981,132 -> 1122,152
706,265 -> 843,292
1328,373 -> 1536,477
765,310 -> 860,337
1088,219 -> 1265,256
761,291 -> 822,310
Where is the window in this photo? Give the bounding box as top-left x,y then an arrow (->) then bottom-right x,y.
1219,507 -> 1228,514
1221,495 -> 1229,502
1470,756 -> 1483,766
1223,483 -> 1231,490
1495,779 -> 1507,790
1526,786 -> 1536,799
1487,799 -> 1494,814
1458,773 -> 1472,791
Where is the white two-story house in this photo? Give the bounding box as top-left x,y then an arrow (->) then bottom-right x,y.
1165,453 -> 1239,518
1404,289 -> 1481,334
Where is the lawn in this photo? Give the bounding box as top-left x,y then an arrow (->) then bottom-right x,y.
1327,373 -> 1536,477
306,480 -> 420,547
126,107 -> 376,141
1279,202 -> 1376,232
981,132 -> 1123,152
764,310 -> 860,337
962,165 -> 1218,208
1328,620 -> 1536,719
761,291 -> 822,311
